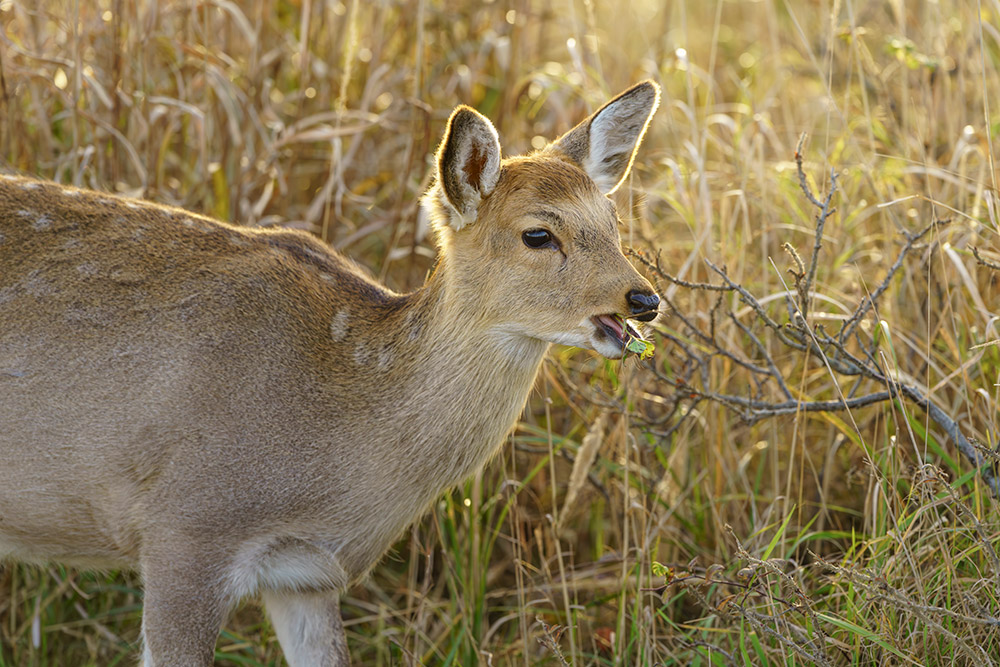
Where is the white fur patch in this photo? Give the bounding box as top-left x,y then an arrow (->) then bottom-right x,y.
256,552 -> 341,592
329,310 -> 350,342
77,262 -> 99,276
180,216 -> 217,233
377,345 -> 392,369
226,538 -> 346,601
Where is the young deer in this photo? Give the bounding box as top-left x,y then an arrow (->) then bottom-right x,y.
0,81 -> 660,665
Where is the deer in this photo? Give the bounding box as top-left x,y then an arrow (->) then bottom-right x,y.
0,80 -> 661,665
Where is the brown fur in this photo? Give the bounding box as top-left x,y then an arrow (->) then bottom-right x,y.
0,81 -> 660,666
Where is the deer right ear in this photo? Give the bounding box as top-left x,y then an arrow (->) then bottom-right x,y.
430,106 -> 502,231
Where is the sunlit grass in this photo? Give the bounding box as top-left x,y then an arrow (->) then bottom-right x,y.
2,0 -> 999,665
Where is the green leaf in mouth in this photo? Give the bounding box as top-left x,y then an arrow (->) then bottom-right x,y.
615,315 -> 655,360
625,335 -> 655,360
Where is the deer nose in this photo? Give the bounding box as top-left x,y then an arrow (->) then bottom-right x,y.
627,289 -> 660,322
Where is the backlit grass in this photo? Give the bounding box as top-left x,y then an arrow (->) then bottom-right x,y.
1,1 -> 998,665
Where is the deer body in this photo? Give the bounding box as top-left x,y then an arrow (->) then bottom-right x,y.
0,185 -> 542,581
0,82 -> 660,665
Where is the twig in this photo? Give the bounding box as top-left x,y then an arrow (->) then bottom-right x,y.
705,391 -> 892,421
680,638 -> 736,666
918,465 -> 1000,597
815,553 -> 998,665
728,312 -> 794,400
634,142 -> 998,498
972,246 -> 1000,271
535,616 -> 571,667
897,384 -> 1000,497
794,134 -> 839,321
627,247 -> 733,292
839,218 -> 946,345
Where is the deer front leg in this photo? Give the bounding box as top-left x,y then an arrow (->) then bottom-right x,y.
139,552 -> 232,667
263,589 -> 350,666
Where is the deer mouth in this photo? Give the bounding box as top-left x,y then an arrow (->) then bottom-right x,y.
592,314 -> 641,350
589,314 -> 655,359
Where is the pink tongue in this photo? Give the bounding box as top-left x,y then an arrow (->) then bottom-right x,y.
599,315 -> 624,339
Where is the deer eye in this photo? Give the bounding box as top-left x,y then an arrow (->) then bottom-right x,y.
522,228 -> 556,249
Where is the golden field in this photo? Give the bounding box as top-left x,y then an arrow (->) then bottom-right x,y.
1,0 -> 998,664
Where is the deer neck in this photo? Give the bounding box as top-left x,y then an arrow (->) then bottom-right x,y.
356,258 -> 549,487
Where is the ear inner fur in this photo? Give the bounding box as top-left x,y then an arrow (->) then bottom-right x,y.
463,143 -> 487,191
547,80 -> 661,195
435,106 -> 501,229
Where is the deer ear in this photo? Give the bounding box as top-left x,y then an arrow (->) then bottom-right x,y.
549,81 -> 660,195
431,105 -> 502,231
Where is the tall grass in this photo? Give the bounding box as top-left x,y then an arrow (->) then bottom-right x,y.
1,0 -> 998,665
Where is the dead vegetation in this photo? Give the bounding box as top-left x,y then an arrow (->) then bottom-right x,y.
1,0 -> 998,665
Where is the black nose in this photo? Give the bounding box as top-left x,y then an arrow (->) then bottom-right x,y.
627,289 -> 660,322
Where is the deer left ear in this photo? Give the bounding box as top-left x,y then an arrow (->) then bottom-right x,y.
432,105 -> 502,231
549,80 -> 660,195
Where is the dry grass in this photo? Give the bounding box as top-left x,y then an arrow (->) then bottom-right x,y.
1,0 -> 999,665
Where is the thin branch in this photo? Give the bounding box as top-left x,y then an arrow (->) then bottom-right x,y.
705,391 -> 893,422
631,144 -> 997,498
728,312 -> 794,400
627,247 -> 732,291
794,134 -> 825,209
703,259 -> 783,333
973,246 -> 1000,271
839,218 -> 947,344
897,384 -> 1000,497
794,134 -> 839,321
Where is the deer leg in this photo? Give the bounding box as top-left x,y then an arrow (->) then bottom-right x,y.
263,589 -> 350,667
139,553 -> 231,667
